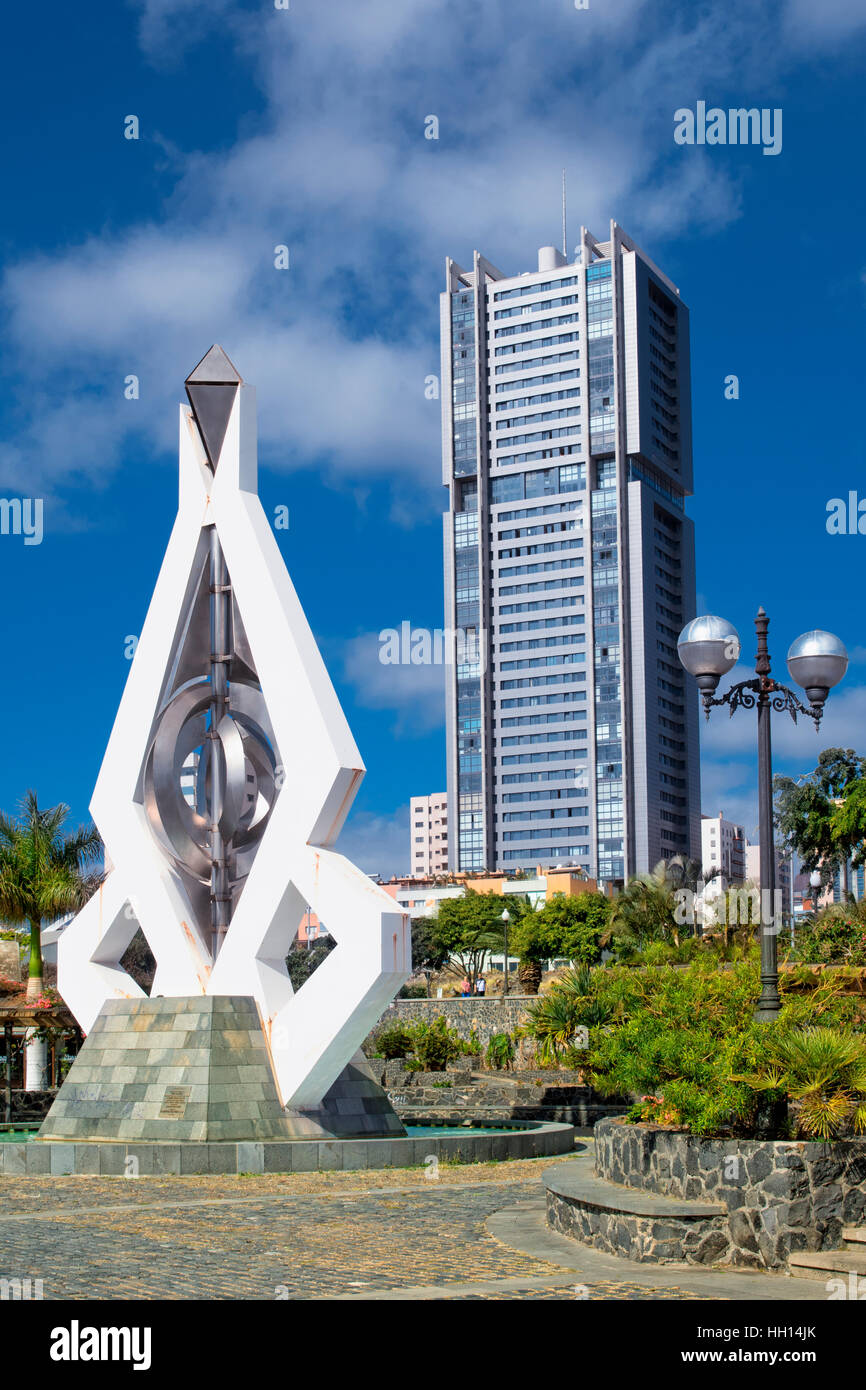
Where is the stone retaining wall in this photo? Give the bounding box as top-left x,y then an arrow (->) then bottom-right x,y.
375,1061 -> 585,1089
366,1061 -> 628,1132
371,997 -> 535,1048
595,1117 -> 866,1269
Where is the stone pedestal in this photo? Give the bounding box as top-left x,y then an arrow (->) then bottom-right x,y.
40,996 -> 294,1142
284,1051 -> 406,1139
38,995 -> 405,1143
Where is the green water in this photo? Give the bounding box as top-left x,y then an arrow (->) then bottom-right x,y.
0,1124 -> 532,1142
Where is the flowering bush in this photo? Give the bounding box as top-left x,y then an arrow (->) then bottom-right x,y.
628,1094 -> 683,1127
796,911 -> 866,967
23,986 -> 62,1009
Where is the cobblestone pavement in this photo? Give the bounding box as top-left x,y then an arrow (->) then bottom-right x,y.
0,1158 -> 716,1301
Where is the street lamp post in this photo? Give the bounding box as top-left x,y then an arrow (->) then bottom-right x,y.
809,868 -> 822,915
678,609 -> 847,1021
501,909 -> 510,996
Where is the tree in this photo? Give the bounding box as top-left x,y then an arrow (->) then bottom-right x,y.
830,779 -> 866,875
286,935 -> 335,990
410,917 -> 449,973
545,892 -> 611,963
508,907 -> 548,995
0,793 -> 102,1001
775,749 -> 866,895
605,861 -> 684,955
409,916 -> 450,996
510,892 -> 610,992
664,855 -> 709,895
431,891 -> 526,991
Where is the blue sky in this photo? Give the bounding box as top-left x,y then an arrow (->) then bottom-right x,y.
1,0 -> 865,875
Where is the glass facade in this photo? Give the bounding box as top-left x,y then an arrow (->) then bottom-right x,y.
587,262 -> 615,453
451,291 -> 477,477
592,457 -> 624,882
451,290 -> 485,869
474,261 -> 590,872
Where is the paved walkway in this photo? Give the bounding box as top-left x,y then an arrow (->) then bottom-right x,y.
0,1154 -> 829,1301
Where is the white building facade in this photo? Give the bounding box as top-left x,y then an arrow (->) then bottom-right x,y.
701,813 -> 747,886
409,793 -> 449,876
746,844 -> 792,906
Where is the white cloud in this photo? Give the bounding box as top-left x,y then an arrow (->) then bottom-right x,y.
341,632 -> 446,736
784,0 -> 866,41
336,804 -> 410,880
132,0 -> 237,56
6,0 -> 861,512
3,0 -> 763,511
698,759 -> 760,844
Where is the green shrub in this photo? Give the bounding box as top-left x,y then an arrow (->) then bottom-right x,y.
524,966 -> 614,1067
486,1032 -> 516,1070
368,1015 -> 473,1069
408,1015 -> 461,1071
371,1023 -> 414,1060
524,956 -> 866,1137
615,937 -> 756,968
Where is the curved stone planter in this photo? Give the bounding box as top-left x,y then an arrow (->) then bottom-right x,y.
0,1120 -> 574,1177
549,1117 -> 866,1270
545,1160 -> 730,1265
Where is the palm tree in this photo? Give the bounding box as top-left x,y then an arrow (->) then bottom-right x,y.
604,857 -> 721,955
523,966 -> 613,1066
739,1027 -> 866,1140
665,855 -> 711,895
0,792 -> 102,1002
605,861 -> 679,952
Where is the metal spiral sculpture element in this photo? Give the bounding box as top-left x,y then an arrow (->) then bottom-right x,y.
140,348 -> 281,958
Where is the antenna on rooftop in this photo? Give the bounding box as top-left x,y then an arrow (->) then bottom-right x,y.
562,170 -> 568,259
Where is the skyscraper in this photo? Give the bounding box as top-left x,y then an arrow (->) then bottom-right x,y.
441,221 -> 701,884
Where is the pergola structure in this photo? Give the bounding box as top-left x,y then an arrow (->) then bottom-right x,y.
0,989 -> 77,1123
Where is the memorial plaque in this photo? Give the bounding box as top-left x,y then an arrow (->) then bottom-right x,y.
159,1086 -> 191,1119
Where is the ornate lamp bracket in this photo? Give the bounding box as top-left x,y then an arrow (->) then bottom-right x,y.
702,677 -> 822,731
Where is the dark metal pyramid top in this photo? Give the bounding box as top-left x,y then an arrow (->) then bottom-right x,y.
185,346 -> 243,467
185,344 -> 243,386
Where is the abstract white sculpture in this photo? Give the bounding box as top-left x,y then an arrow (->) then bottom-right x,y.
59,347 -> 410,1108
